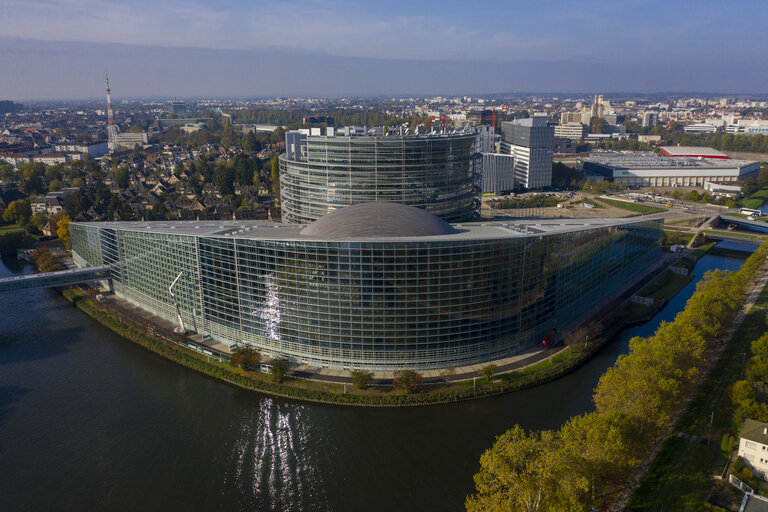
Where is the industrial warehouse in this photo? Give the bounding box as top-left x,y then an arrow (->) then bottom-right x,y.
70,202 -> 661,371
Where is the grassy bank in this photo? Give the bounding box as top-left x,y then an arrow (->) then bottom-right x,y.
626,282 -> 768,511
740,186 -> 768,210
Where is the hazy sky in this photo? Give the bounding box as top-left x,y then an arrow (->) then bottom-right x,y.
1,0 -> 767,99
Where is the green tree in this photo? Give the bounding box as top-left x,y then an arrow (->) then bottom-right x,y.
721,433 -> 735,456
270,154 -> 281,197
270,358 -> 290,383
590,116 -> 608,134
742,177 -> 759,197
230,346 -> 261,370
112,165 -> 130,189
2,199 -> 31,224
351,370 -> 374,390
479,364 -> 498,383
393,369 -> 423,394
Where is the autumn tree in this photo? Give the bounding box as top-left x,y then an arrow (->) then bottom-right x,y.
56,214 -> 71,249
2,199 -> 31,224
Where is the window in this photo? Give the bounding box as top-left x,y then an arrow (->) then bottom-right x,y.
746,441 -> 757,450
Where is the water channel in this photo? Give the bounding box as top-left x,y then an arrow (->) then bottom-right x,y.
0,247 -> 747,511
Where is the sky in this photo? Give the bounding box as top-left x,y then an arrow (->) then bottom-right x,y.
1,0 -> 767,99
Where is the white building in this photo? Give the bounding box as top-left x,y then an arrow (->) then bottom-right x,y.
739,419 -> 768,481
726,120 -> 768,135
53,141 -> 108,158
641,112 -> 658,127
481,153 -> 515,194
583,151 -> 759,187
554,123 -> 588,140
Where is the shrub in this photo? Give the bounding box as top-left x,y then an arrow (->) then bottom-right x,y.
351,370 -> 374,390
270,358 -> 290,383
230,346 -> 260,370
393,369 -> 423,394
479,364 -> 498,383
721,433 -> 735,455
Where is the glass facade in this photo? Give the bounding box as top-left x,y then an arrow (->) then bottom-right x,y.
279,133 -> 480,224
72,218 -> 662,371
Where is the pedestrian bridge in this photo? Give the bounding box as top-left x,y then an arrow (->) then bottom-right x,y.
0,265 -> 112,293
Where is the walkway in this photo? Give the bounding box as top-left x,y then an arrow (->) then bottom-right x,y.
0,265 -> 111,293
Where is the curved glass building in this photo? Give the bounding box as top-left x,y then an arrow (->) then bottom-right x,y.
279,131 -> 480,224
71,203 -> 661,371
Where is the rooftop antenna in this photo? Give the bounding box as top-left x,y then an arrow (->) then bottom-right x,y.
106,72 -> 117,152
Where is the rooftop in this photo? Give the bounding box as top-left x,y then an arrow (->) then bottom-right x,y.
660,146 -> 728,158
586,150 -> 755,169
72,203 -> 660,242
740,418 -> 768,445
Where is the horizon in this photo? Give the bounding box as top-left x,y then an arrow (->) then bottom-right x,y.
2,0 -> 768,100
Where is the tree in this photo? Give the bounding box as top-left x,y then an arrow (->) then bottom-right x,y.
243,131 -> 261,154
467,426 -> 587,512
479,364 -> 498,383
270,358 -> 290,383
2,199 -> 31,224
393,369 -> 423,393
230,346 -> 261,370
351,370 -> 374,390
270,154 -> 281,197
742,177 -> 759,197
56,214 -> 71,249
112,165 -> 129,189
590,116 -> 608,134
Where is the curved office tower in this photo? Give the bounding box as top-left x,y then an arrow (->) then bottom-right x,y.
279,130 -> 480,224
71,203 -> 661,371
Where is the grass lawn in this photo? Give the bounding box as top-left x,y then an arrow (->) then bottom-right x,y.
626,282 -> 768,511
0,224 -> 25,235
740,186 -> 768,210
596,197 -> 667,214
708,230 -> 768,240
662,229 -> 695,247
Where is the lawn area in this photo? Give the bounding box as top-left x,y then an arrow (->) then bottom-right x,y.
626,281 -> 768,511
740,186 -> 768,210
0,224 -> 25,235
662,229 -> 695,247
596,197 -> 667,214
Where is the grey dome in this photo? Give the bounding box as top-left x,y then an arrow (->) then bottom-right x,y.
300,202 -> 459,238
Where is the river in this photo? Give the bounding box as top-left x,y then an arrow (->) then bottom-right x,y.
0,248 -> 746,511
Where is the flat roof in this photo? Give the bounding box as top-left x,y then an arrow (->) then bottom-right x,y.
660,146 -> 728,158
72,216 -> 659,243
586,151 -> 755,170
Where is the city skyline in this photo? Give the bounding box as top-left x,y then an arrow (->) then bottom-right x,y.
2,0 -> 768,99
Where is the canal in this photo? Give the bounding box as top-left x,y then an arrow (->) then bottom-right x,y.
0,247 -> 747,511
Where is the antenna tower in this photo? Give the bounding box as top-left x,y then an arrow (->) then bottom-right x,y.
106,73 -> 118,152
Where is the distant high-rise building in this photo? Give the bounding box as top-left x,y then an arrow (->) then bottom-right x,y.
642,112 -> 658,127
168,101 -> 187,116
500,115 -> 554,189
105,74 -> 118,152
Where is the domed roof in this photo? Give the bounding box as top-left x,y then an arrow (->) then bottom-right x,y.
300,202 -> 459,238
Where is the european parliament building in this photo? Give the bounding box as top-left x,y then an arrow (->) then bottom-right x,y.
71,202 -> 662,370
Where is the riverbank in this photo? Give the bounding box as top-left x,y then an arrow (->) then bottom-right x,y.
52,245 -> 708,407
623,259 -> 768,510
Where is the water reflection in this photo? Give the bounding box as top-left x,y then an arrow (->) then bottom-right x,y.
224,399 -> 331,511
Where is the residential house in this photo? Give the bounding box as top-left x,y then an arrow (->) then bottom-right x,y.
739,419 -> 768,480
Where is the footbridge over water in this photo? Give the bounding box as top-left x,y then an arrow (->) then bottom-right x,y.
0,265 -> 112,293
